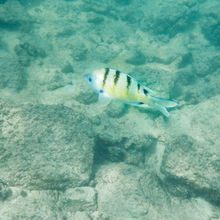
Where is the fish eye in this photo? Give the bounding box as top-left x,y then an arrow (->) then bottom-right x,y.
88,77 -> 92,82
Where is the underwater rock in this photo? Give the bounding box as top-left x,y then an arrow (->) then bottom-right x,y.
94,114 -> 157,167
160,95 -> 220,204
170,67 -> 220,104
125,50 -> 146,66
0,1 -> 33,32
94,162 -> 217,220
70,42 -> 88,62
58,187 -> 97,213
61,62 -> 74,74
200,0 -> 220,46
92,44 -> 119,63
95,163 -> 148,220
14,42 -> 46,67
0,103 -> 94,190
141,0 -> 198,37
178,52 -> 193,69
0,0 -> 219,218
0,187 -> 58,219
0,181 -> 12,201
0,55 -> 27,91
87,14 -> 105,25
47,70 -> 73,91
71,211 -> 92,220
105,101 -> 126,118
0,186 -> 97,219
139,170 -> 217,220
202,22 -> 220,47
123,134 -> 157,166
120,6 -> 144,25
192,51 -> 220,77
75,85 -> 98,105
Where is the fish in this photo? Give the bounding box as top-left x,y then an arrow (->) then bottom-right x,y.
85,68 -> 178,117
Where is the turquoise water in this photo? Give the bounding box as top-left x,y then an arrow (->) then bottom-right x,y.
0,0 -> 219,219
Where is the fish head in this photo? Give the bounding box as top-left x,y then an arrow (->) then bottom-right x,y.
84,72 -> 99,91
84,69 -> 105,91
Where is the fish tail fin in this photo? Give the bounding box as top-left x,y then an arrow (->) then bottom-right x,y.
149,96 -> 178,117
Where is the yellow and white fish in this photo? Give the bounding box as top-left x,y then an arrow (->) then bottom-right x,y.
85,68 -> 178,117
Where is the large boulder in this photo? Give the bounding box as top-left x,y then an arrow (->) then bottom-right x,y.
160,95 -> 220,204
0,187 -> 58,219
139,170 -> 218,220
0,185 -> 98,219
95,163 -> 148,220
0,103 -> 94,190
94,163 -> 218,220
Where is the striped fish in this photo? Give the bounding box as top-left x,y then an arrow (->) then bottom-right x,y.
85,68 -> 178,117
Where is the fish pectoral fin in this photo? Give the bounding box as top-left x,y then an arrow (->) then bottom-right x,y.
126,102 -> 150,108
98,90 -> 111,106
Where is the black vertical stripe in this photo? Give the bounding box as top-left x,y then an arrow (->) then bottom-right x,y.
137,83 -> 141,92
102,68 -> 109,88
114,70 -> 120,86
143,88 -> 148,95
127,75 -> 131,90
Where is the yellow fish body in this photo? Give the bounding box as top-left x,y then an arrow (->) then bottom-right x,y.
86,68 -> 177,117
